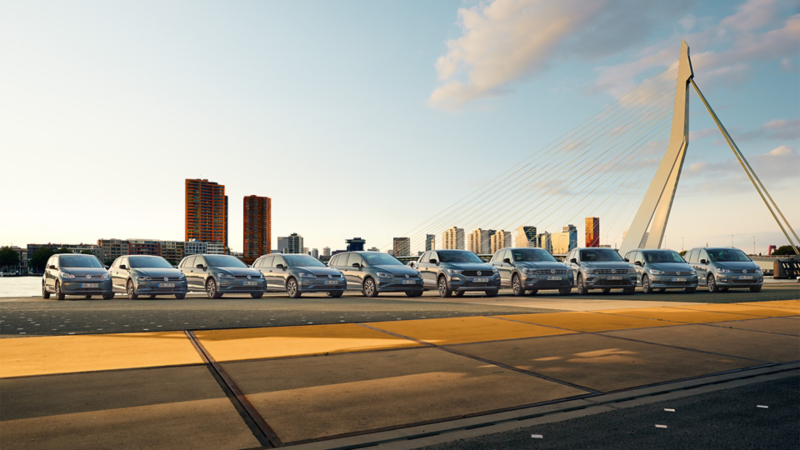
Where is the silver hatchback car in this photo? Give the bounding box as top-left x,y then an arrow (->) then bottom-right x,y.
684,247 -> 764,292
566,247 -> 637,294
624,249 -> 698,294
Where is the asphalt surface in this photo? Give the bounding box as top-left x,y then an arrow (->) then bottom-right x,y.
1,285 -> 798,337
421,375 -> 800,450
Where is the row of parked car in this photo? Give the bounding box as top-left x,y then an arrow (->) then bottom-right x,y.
40,246 -> 764,300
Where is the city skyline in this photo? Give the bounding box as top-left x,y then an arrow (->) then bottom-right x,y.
1,1 -> 798,254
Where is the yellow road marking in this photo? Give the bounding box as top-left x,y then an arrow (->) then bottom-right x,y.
596,307 -> 754,324
670,303 -> 800,317
495,312 -> 681,332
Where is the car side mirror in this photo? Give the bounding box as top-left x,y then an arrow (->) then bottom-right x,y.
275,264 -> 285,269
503,258 -> 512,264
634,261 -> 642,266
195,264 -> 205,270
429,258 -> 438,264
570,258 -> 577,264
623,258 -> 629,262
700,259 -> 708,264
352,262 -> 361,268
120,264 -> 127,270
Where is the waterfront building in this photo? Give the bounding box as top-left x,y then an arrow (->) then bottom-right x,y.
515,226 -> 537,248
206,241 -> 226,255
243,195 -> 271,264
287,233 -> 304,254
323,247 -> 331,257
490,230 -> 512,254
538,231 -> 553,253
468,228 -> 495,254
425,234 -> 435,251
585,217 -> 600,247
129,239 -> 161,256
346,237 -> 366,252
393,237 -> 411,257
185,179 -> 227,247
97,239 -> 129,262
184,240 -> 208,256
160,241 -> 185,264
442,227 -> 465,250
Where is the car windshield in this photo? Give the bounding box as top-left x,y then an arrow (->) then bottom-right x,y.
510,249 -> 557,262
580,249 -> 623,262
129,256 -> 173,269
361,253 -> 403,266
284,255 -> 325,267
439,251 -> 484,263
60,255 -> 103,268
204,255 -> 248,268
643,251 -> 685,263
707,249 -> 751,262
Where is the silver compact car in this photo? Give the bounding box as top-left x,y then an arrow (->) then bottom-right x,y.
42,253 -> 113,300
179,254 -> 266,299
490,247 -> 572,296
566,247 -> 637,294
253,254 -> 345,298
624,249 -> 698,294
328,251 -> 423,297
415,250 -> 500,297
684,247 -> 764,292
109,255 -> 188,299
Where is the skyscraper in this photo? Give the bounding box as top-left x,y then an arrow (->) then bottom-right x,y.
287,233 -> 304,254
516,226 -> 537,248
243,195 -> 271,263
443,227 -> 465,250
185,179 -> 227,246
585,217 -> 600,247
425,234 -> 435,251
538,231 -> 553,253
563,224 -> 578,251
346,237 -> 365,251
393,237 -> 411,257
277,236 -> 289,253
490,230 -> 512,254
468,228 -> 495,254
323,247 -> 331,257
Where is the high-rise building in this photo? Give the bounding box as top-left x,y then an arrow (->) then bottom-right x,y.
515,226 -> 537,248
185,179 -> 227,247
346,237 -> 365,252
311,248 -> 319,259
468,229 -> 495,254
538,231 -> 553,253
551,232 -> 570,254
161,241 -> 185,264
206,241 -> 225,254
585,217 -> 600,247
224,195 -> 229,249
443,226 -> 465,250
243,195 -> 271,263
276,236 -> 289,253
490,230 -> 512,254
323,247 -> 331,257
287,233 -> 304,254
563,224 -> 578,251
393,237 -> 411,257
425,234 -> 435,251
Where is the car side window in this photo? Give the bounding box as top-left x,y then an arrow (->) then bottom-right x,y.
183,256 -> 195,268
349,254 -> 364,266
429,251 -> 438,262
634,252 -> 645,265
263,256 -> 274,268
419,252 -> 429,263
195,256 -> 206,268
698,250 -> 709,263
47,256 -> 56,269
273,256 -> 286,267
687,250 -> 697,263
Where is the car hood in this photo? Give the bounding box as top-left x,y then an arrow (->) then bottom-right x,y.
373,265 -> 420,276
516,262 -> 570,271
61,268 -> 108,278
646,262 -> 693,272
581,261 -> 632,270
133,268 -> 184,278
440,263 -> 494,271
294,266 -> 342,276
214,267 -> 262,277
714,261 -> 760,272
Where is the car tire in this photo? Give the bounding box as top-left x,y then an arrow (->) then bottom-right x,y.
287,278 -> 302,298
405,291 -> 422,297
363,278 -> 378,297
175,293 -> 186,299
577,275 -> 588,295
511,274 -> 524,296
720,287 -> 729,292
685,287 -> 697,293
84,295 -> 92,299
42,282 -> 50,299
127,280 -> 138,300
102,293 -> 114,300
750,285 -> 762,292
527,289 -> 538,295
328,291 -> 344,298
602,289 -> 611,294
484,289 -> 498,297
642,275 -> 652,294
437,276 -> 451,298
55,281 -> 65,300
658,288 -> 666,293
453,290 -> 465,297
206,278 -> 223,299
149,295 -> 157,299
250,292 -> 264,299
558,287 -> 572,296
623,287 -> 635,294
707,275 -> 719,293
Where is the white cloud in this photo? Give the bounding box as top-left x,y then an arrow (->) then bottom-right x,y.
766,144 -> 792,156
689,161 -> 708,171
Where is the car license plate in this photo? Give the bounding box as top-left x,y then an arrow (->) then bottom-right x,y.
243,281 -> 258,286
547,276 -> 562,281
81,283 -> 98,288
324,280 -> 338,285
671,278 -> 686,282
607,276 -> 622,280
402,280 -> 415,284
739,276 -> 753,280
472,278 -> 489,283
159,283 -> 175,288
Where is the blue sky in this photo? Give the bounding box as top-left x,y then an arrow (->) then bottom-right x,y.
1,0 -> 797,254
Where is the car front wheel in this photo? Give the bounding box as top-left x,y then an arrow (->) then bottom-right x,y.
55,281 -> 65,300
206,278 -> 223,299
437,277 -> 451,298
577,275 -> 588,295
707,275 -> 719,293
287,278 -> 302,298
42,282 -> 50,299
642,275 -> 652,294
511,274 -> 524,296
363,278 -> 378,297
127,280 -> 138,300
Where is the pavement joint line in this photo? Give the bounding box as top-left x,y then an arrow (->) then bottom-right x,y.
283,362 -> 800,450
698,321 -> 800,337
355,322 -> 602,395
184,330 -> 281,448
0,361 -> 209,380
489,314 -> 682,334
663,304 -> 800,316
593,310 -> 775,325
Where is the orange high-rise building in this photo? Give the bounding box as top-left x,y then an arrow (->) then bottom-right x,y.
585,217 -> 600,247
185,179 -> 227,246
243,195 -> 272,264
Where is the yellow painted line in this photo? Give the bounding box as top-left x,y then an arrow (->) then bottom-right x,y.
194,324 -> 421,362
495,312 -> 681,332
366,316 -> 574,345
670,303 -> 800,317
596,307 -> 754,324
0,332 -> 203,378
739,300 -> 800,310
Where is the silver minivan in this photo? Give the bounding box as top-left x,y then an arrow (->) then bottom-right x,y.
684,247 -> 763,292
624,249 -> 698,294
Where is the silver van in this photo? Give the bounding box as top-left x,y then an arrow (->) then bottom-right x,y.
624,249 -> 698,293
684,247 -> 763,292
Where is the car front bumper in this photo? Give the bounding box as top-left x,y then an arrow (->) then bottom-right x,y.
218,279 -> 267,293
584,275 -> 637,289
61,279 -> 112,295
524,275 -> 573,290
134,279 -> 189,294
376,277 -> 423,292
298,278 -> 346,292
648,275 -> 698,289
714,275 -> 763,287
448,275 -> 501,292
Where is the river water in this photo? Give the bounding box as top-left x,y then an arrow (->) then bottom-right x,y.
0,277 -> 41,297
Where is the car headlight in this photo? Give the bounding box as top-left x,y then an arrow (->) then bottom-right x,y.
298,272 -> 315,278
217,273 -> 235,279
135,274 -> 152,281
585,268 -> 597,274
414,271 -> 421,277
444,268 -> 462,274
61,272 -> 76,279
689,269 -> 696,274
650,269 -> 665,275
376,272 -> 394,278
522,268 -> 536,275
716,268 -> 731,274
755,267 -> 763,274
179,273 -> 186,278
628,268 -> 637,274
491,268 -> 499,274
102,273 -> 109,279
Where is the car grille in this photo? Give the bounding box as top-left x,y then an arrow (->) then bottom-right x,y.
466,282 -> 489,287
596,279 -> 632,286
316,274 -> 343,278
534,269 -> 569,275
596,269 -> 629,274
463,270 -> 490,276
731,278 -> 758,284
224,285 -> 262,291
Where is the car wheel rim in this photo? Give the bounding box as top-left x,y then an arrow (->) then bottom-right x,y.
208,281 -> 215,296
128,283 -> 133,297
644,277 -> 649,291
439,280 -> 446,295
708,276 -> 715,291
366,280 -> 374,296
513,277 -> 520,294
289,281 -> 296,296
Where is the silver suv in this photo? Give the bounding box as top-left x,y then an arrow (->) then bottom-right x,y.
566,247 -> 637,294
489,247 -> 572,296
684,247 -> 763,292
624,249 -> 698,294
